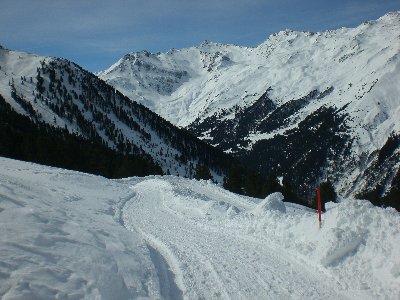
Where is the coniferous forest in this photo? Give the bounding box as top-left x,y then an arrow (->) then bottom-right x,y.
0,94 -> 162,178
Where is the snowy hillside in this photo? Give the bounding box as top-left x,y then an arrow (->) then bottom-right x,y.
96,42 -> 256,127
0,47 -> 232,179
98,12 -> 400,132
1,157 -> 399,299
98,12 -> 400,199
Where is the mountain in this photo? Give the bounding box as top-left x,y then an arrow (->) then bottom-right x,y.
0,93 -> 164,178
0,47 -> 234,180
1,157 -> 399,299
98,12 -> 400,202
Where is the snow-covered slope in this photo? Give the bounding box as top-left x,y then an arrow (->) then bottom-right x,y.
0,47 -> 231,180
1,157 -> 399,299
98,12 -> 400,199
97,42 -> 256,127
98,12 -> 400,131
0,158 -> 157,299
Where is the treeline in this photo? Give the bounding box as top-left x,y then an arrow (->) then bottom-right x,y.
356,188 -> 400,211
224,167 -> 303,203
0,94 -> 162,178
30,58 -> 233,176
195,164 -> 337,210
221,163 -> 399,211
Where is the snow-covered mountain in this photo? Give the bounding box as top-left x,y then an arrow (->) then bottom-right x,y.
1,157 -> 399,299
0,47 -> 232,180
98,12 -> 400,200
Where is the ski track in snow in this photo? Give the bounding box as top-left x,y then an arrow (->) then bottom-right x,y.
1,158 -> 399,299
122,178 -> 348,300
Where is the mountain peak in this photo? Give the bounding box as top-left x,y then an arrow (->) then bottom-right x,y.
198,40 -> 227,50
378,10 -> 400,22
123,50 -> 154,60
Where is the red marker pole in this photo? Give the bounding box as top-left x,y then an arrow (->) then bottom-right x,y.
317,186 -> 322,228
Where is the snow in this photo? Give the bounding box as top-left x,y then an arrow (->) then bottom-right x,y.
0,158 -> 158,299
98,12 -> 400,149
252,192 -> 286,214
0,47 -> 216,179
97,11 -> 400,198
1,157 -> 399,299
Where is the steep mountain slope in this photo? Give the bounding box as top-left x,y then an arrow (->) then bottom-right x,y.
0,94 -> 163,178
0,47 -> 233,180
99,12 -> 400,201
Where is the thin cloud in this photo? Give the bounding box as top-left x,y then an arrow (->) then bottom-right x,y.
1,0 -> 398,71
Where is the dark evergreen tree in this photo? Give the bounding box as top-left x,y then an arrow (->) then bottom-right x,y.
223,166 -> 243,194
194,164 -> 213,181
244,171 -> 264,197
261,175 -> 281,197
281,176 -> 301,204
381,187 -> 400,211
320,181 -> 337,203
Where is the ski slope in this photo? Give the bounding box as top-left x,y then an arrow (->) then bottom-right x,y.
0,157 -> 399,299
122,179 -> 345,299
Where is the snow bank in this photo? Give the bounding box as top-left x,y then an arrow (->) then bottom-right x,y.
1,158 -> 399,299
252,192 -> 286,215
244,197 -> 400,299
123,174 -> 400,299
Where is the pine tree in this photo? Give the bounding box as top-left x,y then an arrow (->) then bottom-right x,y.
223,166 -> 243,194
244,171 -> 264,197
261,175 -> 280,197
281,176 -> 300,203
320,181 -> 337,203
194,164 -> 213,181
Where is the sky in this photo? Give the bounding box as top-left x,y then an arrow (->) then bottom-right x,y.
1,0 -> 399,72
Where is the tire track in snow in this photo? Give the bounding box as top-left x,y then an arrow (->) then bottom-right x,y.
145,237 -> 184,300
122,178 -> 349,299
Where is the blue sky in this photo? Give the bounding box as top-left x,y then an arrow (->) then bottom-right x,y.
1,0 -> 399,72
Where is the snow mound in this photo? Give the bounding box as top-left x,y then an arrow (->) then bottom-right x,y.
253,192 -> 286,215
245,197 -> 400,299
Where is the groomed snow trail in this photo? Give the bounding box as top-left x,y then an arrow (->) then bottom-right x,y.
122,178 -> 348,300
1,159 -> 398,299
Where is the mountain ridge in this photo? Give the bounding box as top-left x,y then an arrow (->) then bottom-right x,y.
0,48 -> 234,181
97,11 -> 400,128
98,12 -> 400,200
0,12 -> 399,204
